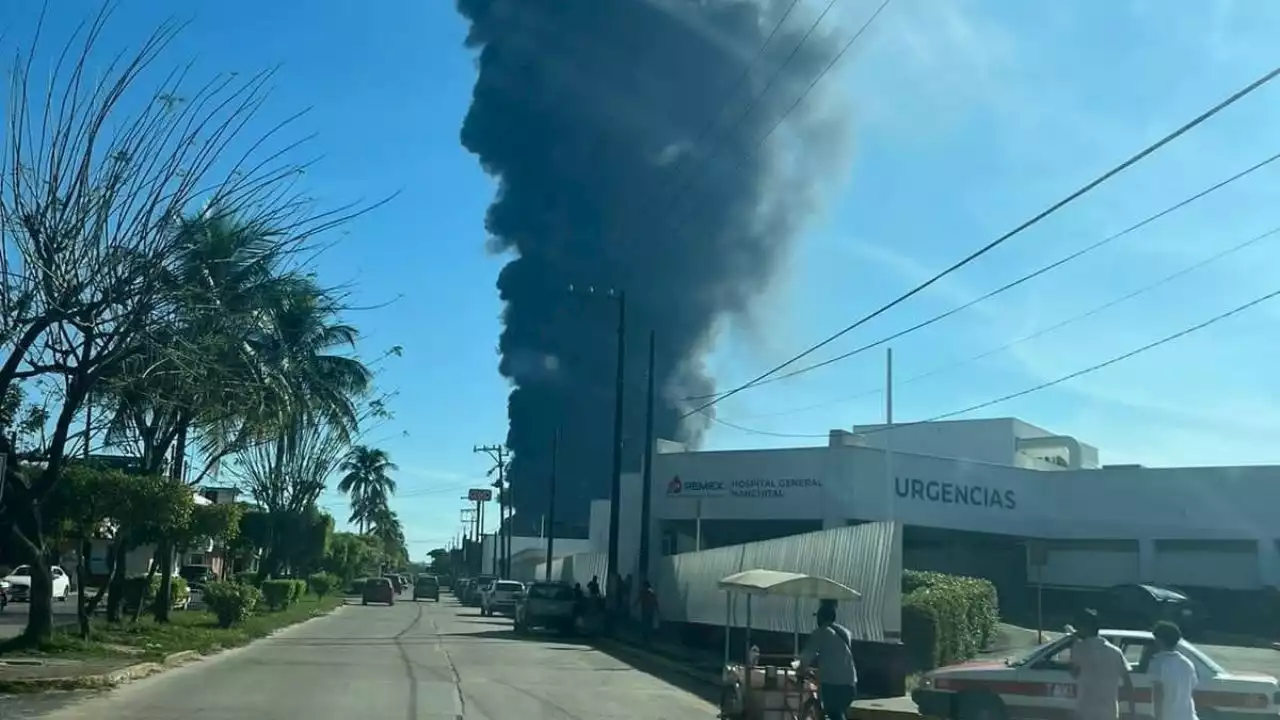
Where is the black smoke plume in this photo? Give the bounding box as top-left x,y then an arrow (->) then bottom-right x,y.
456,0 -> 849,534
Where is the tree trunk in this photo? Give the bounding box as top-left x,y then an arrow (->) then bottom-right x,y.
12,510 -> 53,644
77,539 -> 91,639
84,545 -> 111,616
153,538 -> 173,623
130,547 -> 160,623
105,539 -> 128,622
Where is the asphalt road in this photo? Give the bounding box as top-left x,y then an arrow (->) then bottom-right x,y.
1,595 -> 716,720
0,594 -> 81,639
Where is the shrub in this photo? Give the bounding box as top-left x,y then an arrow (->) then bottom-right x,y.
123,574 -> 191,611
235,570 -> 258,587
203,581 -> 263,628
308,572 -> 338,598
289,579 -> 307,604
901,570 -> 999,671
261,579 -> 297,611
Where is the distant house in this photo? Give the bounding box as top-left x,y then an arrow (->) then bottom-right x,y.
82,485 -> 246,587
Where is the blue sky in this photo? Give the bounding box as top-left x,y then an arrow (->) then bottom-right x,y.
11,0 -> 1280,555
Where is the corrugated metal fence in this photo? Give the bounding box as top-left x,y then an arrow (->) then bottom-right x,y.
534,522 -> 901,642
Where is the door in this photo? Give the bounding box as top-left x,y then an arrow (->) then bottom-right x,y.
1014,639 -> 1077,719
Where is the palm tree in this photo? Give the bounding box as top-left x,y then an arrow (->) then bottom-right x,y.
338,446 -> 398,532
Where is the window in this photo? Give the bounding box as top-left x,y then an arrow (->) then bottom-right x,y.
528,584 -> 573,600
497,581 -> 522,592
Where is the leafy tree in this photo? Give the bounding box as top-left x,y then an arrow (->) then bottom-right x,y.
0,8 -> 379,643
337,446 -> 398,533
324,532 -> 385,582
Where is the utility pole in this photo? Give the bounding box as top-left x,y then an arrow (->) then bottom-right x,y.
545,428 -> 559,582
606,290 -> 626,610
637,330 -> 656,585
566,284 -> 627,611
460,507 -> 476,572
474,445 -> 510,577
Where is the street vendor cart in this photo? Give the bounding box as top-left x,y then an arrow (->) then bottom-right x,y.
717,569 -> 862,720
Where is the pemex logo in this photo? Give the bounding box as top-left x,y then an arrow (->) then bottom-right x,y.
666,475 -> 683,495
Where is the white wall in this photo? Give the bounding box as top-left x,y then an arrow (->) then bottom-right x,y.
480,534 -> 593,576
650,444 -> 1280,543
644,440 -> 1280,590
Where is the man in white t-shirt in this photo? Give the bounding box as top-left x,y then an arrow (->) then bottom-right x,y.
1149,622 -> 1199,720
1069,609 -> 1135,720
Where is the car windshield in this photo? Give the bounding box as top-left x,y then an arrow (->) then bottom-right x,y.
9,565 -> 28,576
418,576 -> 437,585
496,581 -> 522,592
528,584 -> 573,600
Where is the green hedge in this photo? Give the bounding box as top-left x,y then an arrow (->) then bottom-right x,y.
308,572 -> 338,598
902,570 -> 999,671
123,575 -> 191,611
261,579 -> 308,611
203,581 -> 263,628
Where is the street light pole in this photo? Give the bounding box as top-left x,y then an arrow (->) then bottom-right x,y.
545,428 -> 559,582
637,330 -> 656,585
606,290 -> 626,611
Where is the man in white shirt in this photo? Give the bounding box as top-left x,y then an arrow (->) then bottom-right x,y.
1069,609 -> 1135,720
1149,622 -> 1199,720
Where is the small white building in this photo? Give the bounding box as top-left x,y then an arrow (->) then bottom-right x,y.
596,417 -> 1280,594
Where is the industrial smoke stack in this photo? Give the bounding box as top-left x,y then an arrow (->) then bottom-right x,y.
455,0 -> 852,532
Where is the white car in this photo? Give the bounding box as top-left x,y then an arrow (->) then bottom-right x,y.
480,580 -> 524,617
4,564 -> 71,602
913,628 -> 1280,720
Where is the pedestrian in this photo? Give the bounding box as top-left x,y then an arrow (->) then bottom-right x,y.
1068,609 -> 1135,720
796,600 -> 857,720
1149,621 -> 1198,720
572,583 -> 585,620
636,579 -> 658,644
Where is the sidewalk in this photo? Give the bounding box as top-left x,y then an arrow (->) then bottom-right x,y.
596,621 -> 922,720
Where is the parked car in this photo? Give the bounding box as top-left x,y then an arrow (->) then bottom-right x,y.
1099,583 -> 1204,636
4,564 -> 71,602
384,574 -> 404,594
414,574 -> 440,602
913,628 -> 1279,720
466,576 -> 496,606
481,580 -> 524,617
362,577 -> 395,606
179,564 -> 217,592
514,581 -> 576,634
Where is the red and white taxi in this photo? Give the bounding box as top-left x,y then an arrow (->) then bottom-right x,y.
912,629 -> 1280,720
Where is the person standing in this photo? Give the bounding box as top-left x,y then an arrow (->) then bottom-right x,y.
1068,609 -> 1135,720
1149,622 -> 1199,720
796,600 -> 857,720
636,579 -> 659,644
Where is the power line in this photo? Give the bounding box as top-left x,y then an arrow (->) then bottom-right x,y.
665,0 -> 892,228
710,280 -> 1280,440
682,63 -> 1280,419
687,148 -> 1280,400
660,0 -> 839,206
727,219 -> 1280,421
